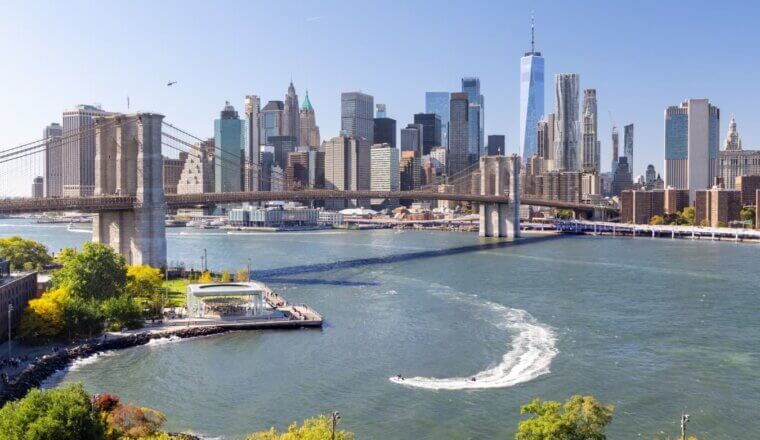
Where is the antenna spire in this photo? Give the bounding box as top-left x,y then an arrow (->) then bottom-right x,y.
531,13 -> 535,53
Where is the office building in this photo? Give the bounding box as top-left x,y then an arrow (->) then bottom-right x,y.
286,148 -> 324,190
448,92 -> 469,177
268,135 -> 298,169
370,143 -> 400,208
695,187 -> 742,227
611,125 -> 619,173
664,99 -> 720,197
400,150 -> 422,191
43,122 -> 63,197
259,147 -> 275,191
645,164 -> 657,188
341,92 -> 374,144
429,146 -> 447,172
717,116 -> 760,189
487,135 -> 505,156
612,157 -> 633,196
299,90 -> 321,148
553,74 -> 580,171
425,92 -> 450,148
400,124 -> 423,154
620,189 -> 665,224
62,104 -> 111,197
520,17 -> 544,163
283,82 -> 300,145
462,77 -> 484,158
244,95 -> 261,191
373,116 -> 396,149
536,113 -> 555,170
163,153 -> 188,194
735,175 -> 760,206
214,102 -> 243,193
624,123 -> 634,173
375,104 -> 387,118
580,89 -> 600,173
321,135 -> 371,209
177,140 -> 215,194
260,100 -> 284,145
413,113 -> 441,155
31,177 -> 43,198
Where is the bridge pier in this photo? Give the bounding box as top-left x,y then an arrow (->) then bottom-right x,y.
478,155 -> 520,238
93,113 -> 167,268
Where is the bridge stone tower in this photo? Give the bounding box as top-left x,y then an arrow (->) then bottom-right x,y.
479,155 -> 521,238
93,113 -> 167,267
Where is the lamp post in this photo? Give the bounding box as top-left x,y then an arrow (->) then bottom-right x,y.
247,258 -> 252,282
7,303 -> 14,360
331,411 -> 340,440
680,413 -> 690,440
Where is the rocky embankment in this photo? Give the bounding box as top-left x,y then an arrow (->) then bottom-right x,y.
0,326 -> 229,405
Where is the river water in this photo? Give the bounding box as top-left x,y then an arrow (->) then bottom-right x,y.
2,219 -> 758,439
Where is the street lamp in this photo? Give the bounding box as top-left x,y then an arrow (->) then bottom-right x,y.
7,303 -> 14,360
331,411 -> 341,440
680,413 -> 690,440
247,258 -> 252,281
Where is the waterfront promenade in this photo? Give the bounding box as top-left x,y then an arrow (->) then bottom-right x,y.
554,219 -> 760,242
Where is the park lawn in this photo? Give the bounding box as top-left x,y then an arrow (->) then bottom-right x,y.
163,278 -> 189,307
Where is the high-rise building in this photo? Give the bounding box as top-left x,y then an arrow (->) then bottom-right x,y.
429,146 -> 447,172
286,148 -> 324,190
62,104 -> 111,197
553,74 -> 580,171
624,123 -> 634,173
260,100 -> 284,145
400,151 -> 422,191
400,124 -> 423,154
664,187 -> 690,214
413,113 -> 441,155
244,95 -> 261,191
283,82 -> 300,145
425,92 -> 450,148
645,164 -> 657,188
268,136 -> 298,170
462,77 -> 484,159
163,153 -> 188,194
298,90 -> 321,147
370,143 -> 400,208
612,157 -> 633,196
43,122 -> 63,197
620,189 -> 665,224
664,99 -> 720,198
520,16 -> 544,163
321,135 -> 371,209
341,92 -> 374,144
735,175 -> 760,206
536,113 -> 555,170
177,140 -> 215,194
373,117 -> 396,149
214,102 -> 243,193
448,92 -> 469,177
487,135 -> 505,156
580,89 -> 600,173
717,116 -> 760,189
695,187 -> 741,227
375,104 -> 387,118
31,177 -> 43,198
611,125 -> 619,173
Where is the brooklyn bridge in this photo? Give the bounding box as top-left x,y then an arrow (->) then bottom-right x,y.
0,112 -> 617,267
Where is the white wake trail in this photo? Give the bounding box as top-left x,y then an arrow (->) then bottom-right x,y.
390,293 -> 557,390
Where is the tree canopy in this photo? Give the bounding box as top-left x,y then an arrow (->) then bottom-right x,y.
53,242 -> 127,301
515,395 -> 614,440
0,236 -> 52,271
246,415 -> 355,440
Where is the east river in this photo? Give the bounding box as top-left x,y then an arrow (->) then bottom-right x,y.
2,219 -> 758,439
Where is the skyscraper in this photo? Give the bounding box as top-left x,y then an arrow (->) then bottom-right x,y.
283,82 -> 300,145
341,92 -> 374,144
553,73 -> 580,171
31,177 -> 43,198
717,116 -> 760,189
43,122 -> 63,197
400,124 -> 423,154
664,99 -> 720,197
581,89 -> 600,172
611,125 -> 619,173
299,90 -> 321,147
448,92 -> 469,177
413,113 -> 441,154
375,104 -> 387,118
260,100 -> 284,145
373,116 -> 396,149
425,92 -> 450,148
462,77 -> 484,159
370,143 -> 400,208
321,135 -> 371,209
624,123 -> 634,173
520,16 -> 545,163
487,135 -> 506,156
244,95 -> 261,191
62,104 -> 111,197
214,101 -> 243,193
536,113 -> 555,170
723,114 -> 741,151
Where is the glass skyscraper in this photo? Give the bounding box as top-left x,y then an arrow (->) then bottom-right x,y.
425,92 -> 450,148
461,78 -> 484,160
214,101 -> 243,193
519,18 -> 544,163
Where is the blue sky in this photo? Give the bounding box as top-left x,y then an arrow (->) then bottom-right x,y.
1,0 -> 759,195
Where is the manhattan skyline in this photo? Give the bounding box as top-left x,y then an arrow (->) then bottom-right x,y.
1,0 -> 759,197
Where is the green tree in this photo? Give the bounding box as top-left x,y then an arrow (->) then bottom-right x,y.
0,236 -> 52,271
679,207 -> 696,226
649,215 -> 664,225
126,264 -> 164,317
102,294 -> 143,331
54,247 -> 78,266
515,395 -> 614,440
53,242 -> 127,301
0,384 -> 104,440
740,207 -> 755,227
63,296 -> 105,340
247,414 -> 355,440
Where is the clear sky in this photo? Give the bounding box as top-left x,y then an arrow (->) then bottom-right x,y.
1,0 -> 759,196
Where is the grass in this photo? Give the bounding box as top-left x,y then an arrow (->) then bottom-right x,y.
162,278 -> 189,307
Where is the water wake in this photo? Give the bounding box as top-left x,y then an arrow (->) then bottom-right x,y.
146,335 -> 182,346
390,289 -> 557,390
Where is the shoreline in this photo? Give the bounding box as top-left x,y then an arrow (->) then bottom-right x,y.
0,322 -> 318,406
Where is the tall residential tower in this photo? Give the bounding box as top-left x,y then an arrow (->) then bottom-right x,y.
553,73 -> 580,171
580,89 -> 600,172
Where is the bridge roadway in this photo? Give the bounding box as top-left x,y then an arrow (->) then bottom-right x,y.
0,190 -> 612,214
